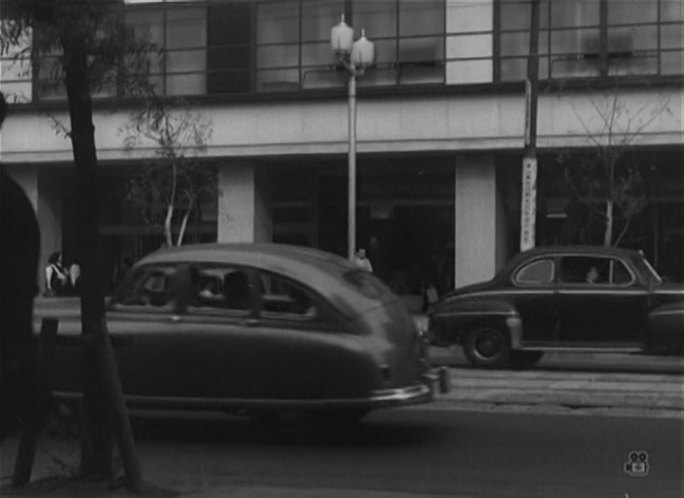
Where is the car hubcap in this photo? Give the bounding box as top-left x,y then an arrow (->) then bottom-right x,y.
475,331 -> 501,358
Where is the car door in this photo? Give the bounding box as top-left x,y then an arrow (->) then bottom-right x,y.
508,257 -> 559,344
172,263 -> 259,401
555,255 -> 648,346
245,269 -> 370,401
107,263 -> 187,398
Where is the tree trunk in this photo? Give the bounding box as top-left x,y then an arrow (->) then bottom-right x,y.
61,30 -> 142,490
604,199 -> 614,247
164,204 -> 174,247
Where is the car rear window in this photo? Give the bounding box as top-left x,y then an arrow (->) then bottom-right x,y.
343,270 -> 393,300
515,259 -> 554,284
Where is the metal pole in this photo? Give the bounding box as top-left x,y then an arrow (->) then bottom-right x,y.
347,72 -> 357,261
520,0 -> 540,252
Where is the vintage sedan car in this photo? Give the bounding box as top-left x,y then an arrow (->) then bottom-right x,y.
428,246 -> 684,368
37,243 -> 444,423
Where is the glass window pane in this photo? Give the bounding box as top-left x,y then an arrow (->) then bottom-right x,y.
258,44 -> 299,69
399,0 -> 442,36
187,265 -> 252,315
661,1 -> 684,21
125,7 -> 164,88
500,57 -> 527,81
612,261 -> 633,285
302,41 -> 332,66
553,28 -> 599,57
515,260 -> 554,284
352,0 -> 396,39
500,0 -> 532,31
608,0 -> 657,24
258,2 -> 300,44
302,0 -> 345,42
258,69 -> 301,92
550,1 -> 599,28
112,265 -> 177,310
399,36 -> 443,63
1,59 -> 32,103
661,51 -> 683,74
500,32 -> 529,57
661,24 -> 684,49
259,272 -> 319,319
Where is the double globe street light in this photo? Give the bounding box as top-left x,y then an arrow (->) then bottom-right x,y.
330,15 -> 375,261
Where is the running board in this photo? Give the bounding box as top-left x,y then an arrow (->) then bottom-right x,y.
519,343 -> 643,353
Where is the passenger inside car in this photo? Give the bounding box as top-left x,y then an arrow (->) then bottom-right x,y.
585,266 -> 600,284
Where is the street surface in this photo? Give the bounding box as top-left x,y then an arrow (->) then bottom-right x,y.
1,406 -> 682,498
1,355 -> 683,498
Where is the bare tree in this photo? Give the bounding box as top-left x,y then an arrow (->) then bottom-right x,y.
1,0 -> 150,490
556,88 -> 672,247
121,95 -> 215,247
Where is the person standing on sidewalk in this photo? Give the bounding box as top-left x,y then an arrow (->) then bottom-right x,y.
354,248 -> 374,272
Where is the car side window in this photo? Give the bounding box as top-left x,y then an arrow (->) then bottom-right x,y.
610,260 -> 634,285
111,265 -> 177,311
514,259 -> 554,285
558,256 -> 631,285
258,271 -> 319,321
187,265 -> 252,316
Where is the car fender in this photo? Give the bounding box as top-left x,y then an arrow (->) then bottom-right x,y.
648,302 -> 684,354
429,298 -> 521,348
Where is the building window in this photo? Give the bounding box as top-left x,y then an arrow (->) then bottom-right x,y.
498,0 -> 683,81
207,3 -> 252,94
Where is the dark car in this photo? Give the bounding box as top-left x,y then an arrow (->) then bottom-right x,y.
428,246 -> 684,368
36,243 -> 445,424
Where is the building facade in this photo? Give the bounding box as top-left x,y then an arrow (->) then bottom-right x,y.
1,0 -> 683,297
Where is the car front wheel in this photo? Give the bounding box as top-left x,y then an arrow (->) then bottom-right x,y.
463,325 -> 511,368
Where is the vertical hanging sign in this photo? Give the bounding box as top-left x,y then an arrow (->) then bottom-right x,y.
520,156 -> 537,252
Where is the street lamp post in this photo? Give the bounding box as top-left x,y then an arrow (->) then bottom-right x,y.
330,15 -> 374,261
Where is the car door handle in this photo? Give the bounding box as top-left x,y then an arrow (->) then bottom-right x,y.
243,318 -> 260,327
169,315 -> 181,323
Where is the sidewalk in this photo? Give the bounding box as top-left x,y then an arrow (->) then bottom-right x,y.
429,366 -> 683,418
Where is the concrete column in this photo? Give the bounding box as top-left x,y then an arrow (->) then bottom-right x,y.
454,156 -> 498,288
217,161 -> 272,243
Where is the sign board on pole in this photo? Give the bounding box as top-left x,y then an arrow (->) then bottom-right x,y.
520,156 -> 537,252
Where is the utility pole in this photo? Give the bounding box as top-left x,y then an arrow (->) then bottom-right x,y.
520,0 -> 541,252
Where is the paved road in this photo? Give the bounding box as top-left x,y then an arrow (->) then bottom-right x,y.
2,407 -> 682,498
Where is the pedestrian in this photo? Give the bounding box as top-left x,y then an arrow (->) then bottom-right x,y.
0,91 -> 48,441
67,258 -> 81,296
354,248 -> 374,272
44,251 -> 68,297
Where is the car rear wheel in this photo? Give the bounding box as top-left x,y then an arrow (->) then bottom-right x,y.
510,350 -> 544,368
463,325 -> 511,368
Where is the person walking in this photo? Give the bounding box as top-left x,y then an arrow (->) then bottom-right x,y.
44,251 -> 68,297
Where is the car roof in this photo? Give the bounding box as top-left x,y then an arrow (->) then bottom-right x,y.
138,243 -> 355,275
517,245 -> 641,260
137,243 -> 367,294
503,245 -> 643,275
